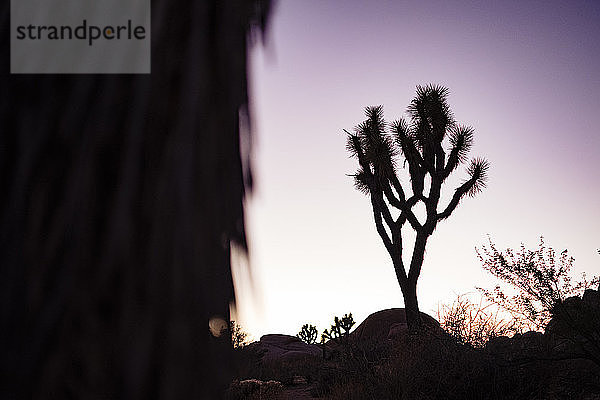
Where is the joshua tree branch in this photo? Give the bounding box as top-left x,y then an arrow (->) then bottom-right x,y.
443,146 -> 461,179
375,190 -> 395,229
435,147 -> 446,174
391,226 -> 408,284
372,200 -> 394,256
423,176 -> 442,233
383,178 -> 422,231
396,133 -> 435,175
382,179 -> 405,207
437,177 -> 478,221
387,175 -> 407,204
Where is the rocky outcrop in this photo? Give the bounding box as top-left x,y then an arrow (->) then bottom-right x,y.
485,288 -> 600,367
246,334 -> 321,362
486,331 -> 549,362
230,302 -> 600,399
349,308 -> 441,344
545,288 -> 600,364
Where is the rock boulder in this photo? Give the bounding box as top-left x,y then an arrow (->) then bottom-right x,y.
247,334 -> 321,362
349,308 -> 441,345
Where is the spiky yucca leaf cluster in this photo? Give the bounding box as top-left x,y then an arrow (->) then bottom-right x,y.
347,85 -> 488,205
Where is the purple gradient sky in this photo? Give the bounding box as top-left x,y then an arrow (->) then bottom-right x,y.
235,0 -> 600,340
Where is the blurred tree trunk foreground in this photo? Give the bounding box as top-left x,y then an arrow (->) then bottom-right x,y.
0,1 -> 271,398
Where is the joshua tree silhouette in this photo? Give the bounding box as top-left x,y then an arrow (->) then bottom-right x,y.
346,85 -> 489,330
297,324 -> 319,345
321,313 -> 355,345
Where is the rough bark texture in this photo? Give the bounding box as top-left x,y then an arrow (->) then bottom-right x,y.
0,1 -> 271,399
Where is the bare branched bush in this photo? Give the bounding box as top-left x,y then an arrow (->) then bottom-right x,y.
437,294 -> 518,347
477,236 -> 599,332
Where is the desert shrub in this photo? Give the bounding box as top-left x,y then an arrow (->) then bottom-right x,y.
226,378 -> 283,400
311,322 -> 397,399
312,347 -> 400,400
318,329 -> 542,400
380,332 -> 553,400
229,321 -> 249,348
231,315 -> 600,399
317,367 -> 402,400
477,236 -> 599,332
320,332 -> 600,400
437,293 -> 518,347
257,355 -> 324,386
297,323 -> 318,344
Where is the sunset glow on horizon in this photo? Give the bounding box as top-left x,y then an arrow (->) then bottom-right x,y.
234,0 -> 600,341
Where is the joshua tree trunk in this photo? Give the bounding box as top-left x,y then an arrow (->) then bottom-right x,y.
403,233 -> 429,329
393,252 -> 424,330
401,280 -> 421,330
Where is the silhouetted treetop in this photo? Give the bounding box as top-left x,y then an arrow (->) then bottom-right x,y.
347,86 -> 489,229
